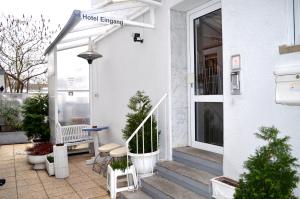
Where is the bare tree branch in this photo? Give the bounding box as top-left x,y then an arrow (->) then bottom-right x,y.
0,14 -> 59,92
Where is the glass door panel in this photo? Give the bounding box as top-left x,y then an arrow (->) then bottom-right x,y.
190,4 -> 223,153
194,9 -> 223,96
195,102 -> 223,146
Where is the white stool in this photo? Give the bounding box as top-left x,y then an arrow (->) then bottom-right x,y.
93,143 -> 121,174
107,164 -> 138,199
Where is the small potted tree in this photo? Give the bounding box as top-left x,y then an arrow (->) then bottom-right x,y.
26,142 -> 53,170
122,91 -> 159,176
46,156 -> 54,176
22,94 -> 50,142
233,126 -> 299,199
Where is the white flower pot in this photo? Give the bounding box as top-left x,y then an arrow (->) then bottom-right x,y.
129,150 -> 159,177
211,176 -> 238,199
27,153 -> 53,170
46,159 -> 55,176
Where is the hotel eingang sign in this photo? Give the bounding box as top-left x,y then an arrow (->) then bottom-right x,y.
81,14 -> 124,26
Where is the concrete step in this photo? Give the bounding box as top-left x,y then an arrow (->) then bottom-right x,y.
141,175 -> 207,199
156,161 -> 216,198
173,147 -> 223,176
120,190 -> 152,199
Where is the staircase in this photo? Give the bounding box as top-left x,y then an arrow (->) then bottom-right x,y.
121,146 -> 223,199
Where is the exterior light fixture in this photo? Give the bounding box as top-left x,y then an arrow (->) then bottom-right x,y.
133,33 -> 143,43
77,38 -> 102,64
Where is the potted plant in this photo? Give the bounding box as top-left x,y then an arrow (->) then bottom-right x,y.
26,142 -> 53,170
46,156 -> 54,176
211,176 -> 238,199
22,94 -> 50,142
233,126 -> 299,199
122,91 -> 159,176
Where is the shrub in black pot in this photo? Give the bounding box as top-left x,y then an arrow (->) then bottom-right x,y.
22,94 -> 50,141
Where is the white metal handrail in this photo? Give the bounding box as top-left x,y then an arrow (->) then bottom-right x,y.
126,93 -> 168,188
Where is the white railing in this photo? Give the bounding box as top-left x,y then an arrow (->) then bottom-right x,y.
126,93 -> 168,182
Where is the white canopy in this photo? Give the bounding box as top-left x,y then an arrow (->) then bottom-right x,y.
44,0 -> 161,54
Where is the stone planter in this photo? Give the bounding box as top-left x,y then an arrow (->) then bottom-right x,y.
129,150 -> 159,177
27,152 -> 53,170
45,158 -> 54,176
211,176 -> 238,199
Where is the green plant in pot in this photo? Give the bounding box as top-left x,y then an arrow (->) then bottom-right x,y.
46,155 -> 55,176
110,157 -> 132,172
22,94 -> 50,141
234,126 -> 299,199
122,91 -> 159,175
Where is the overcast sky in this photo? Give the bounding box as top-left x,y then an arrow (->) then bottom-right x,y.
0,0 -> 90,28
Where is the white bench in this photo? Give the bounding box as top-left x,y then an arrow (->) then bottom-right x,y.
55,123 -> 93,146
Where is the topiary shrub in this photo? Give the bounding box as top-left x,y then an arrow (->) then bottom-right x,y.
234,126 -> 299,199
122,91 -> 158,154
22,94 -> 50,141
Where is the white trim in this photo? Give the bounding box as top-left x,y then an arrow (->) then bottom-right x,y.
294,0 -> 300,44
187,1 -> 223,154
187,0 -> 221,16
192,95 -> 223,102
135,0 -> 162,7
57,40 -> 89,52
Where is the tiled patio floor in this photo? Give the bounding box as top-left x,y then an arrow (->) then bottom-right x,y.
0,144 -> 110,199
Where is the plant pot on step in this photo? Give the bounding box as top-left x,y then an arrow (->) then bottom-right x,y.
46,156 -> 54,176
129,150 -> 159,177
211,176 -> 238,199
122,91 -> 160,178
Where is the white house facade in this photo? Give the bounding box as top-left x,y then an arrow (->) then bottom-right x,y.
46,0 -> 300,196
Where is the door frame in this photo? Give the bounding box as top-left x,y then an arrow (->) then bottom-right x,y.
187,0 -> 223,154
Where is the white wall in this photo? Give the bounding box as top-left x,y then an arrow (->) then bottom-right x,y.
91,2 -> 178,159
222,0 -> 300,195
89,0 -> 300,194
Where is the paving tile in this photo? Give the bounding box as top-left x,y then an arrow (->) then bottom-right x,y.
17,183 -> 45,194
71,180 -> 98,191
42,180 -> 69,190
18,190 -> 48,199
0,144 -> 112,199
67,174 -> 91,185
0,187 -> 18,199
77,186 -> 108,199
45,185 -> 75,197
17,177 -> 41,187
0,167 -> 15,177
48,192 -> 81,199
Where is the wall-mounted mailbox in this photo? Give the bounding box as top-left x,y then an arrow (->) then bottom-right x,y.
274,66 -> 300,105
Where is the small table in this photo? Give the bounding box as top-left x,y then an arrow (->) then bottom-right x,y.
83,126 -> 109,164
